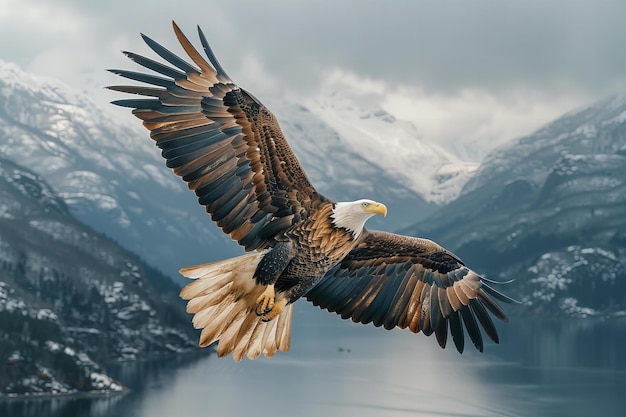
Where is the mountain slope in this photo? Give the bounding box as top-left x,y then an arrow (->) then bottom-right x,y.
0,157 -> 196,395
403,95 -> 626,317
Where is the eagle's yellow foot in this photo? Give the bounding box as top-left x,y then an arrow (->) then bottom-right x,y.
261,298 -> 288,322
255,284 -> 275,316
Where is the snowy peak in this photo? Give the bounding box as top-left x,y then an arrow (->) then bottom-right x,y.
0,60 -> 83,108
0,60 -> 176,178
305,81 -> 478,204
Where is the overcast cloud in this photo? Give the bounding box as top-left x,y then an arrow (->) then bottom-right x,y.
2,0 -> 626,155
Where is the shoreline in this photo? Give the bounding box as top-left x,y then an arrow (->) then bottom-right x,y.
0,388 -> 128,401
0,347 -> 210,401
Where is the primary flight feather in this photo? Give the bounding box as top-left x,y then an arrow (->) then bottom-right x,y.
108,21 -> 514,361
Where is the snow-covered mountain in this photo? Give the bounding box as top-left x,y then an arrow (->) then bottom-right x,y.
404,95 -> 626,318
305,84 -> 479,204
462,95 -> 626,195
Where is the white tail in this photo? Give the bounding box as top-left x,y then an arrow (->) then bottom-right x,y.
179,252 -> 294,361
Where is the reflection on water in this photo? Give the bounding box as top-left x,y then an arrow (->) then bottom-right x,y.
475,318 -> 626,417
1,304 -> 625,417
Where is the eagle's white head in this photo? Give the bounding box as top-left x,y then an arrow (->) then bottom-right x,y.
331,199 -> 387,238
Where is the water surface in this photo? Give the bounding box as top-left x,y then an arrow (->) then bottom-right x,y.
2,304 -> 624,417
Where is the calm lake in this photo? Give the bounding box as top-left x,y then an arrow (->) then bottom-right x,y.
2,304 -> 625,417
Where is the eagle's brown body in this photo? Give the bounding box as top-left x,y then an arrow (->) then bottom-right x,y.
109,22 -> 515,361
273,201 -> 357,300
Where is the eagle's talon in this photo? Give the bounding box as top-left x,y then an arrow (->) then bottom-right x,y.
261,298 -> 288,322
255,284 -> 275,316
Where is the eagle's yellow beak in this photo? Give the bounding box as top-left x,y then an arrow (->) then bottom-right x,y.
366,202 -> 387,217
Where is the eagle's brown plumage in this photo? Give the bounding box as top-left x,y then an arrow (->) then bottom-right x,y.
109,22 -> 515,361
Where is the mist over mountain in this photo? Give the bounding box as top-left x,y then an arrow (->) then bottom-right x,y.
304,84 -> 480,204
404,95 -> 626,318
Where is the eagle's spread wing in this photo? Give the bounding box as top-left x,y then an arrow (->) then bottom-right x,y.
108,22 -> 326,250
306,230 -> 515,353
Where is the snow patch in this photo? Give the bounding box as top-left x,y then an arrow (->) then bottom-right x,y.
90,372 -> 124,392
37,309 -> 58,322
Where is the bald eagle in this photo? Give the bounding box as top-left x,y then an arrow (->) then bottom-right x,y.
108,22 -> 514,361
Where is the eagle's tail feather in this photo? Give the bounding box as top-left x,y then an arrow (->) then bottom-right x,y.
179,252 -> 293,361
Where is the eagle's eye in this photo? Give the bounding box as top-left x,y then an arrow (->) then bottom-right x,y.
362,202 -> 369,208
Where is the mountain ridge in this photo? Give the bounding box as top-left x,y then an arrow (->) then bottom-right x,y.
0,157 -> 197,395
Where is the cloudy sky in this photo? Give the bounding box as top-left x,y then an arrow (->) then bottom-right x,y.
2,0 -> 626,157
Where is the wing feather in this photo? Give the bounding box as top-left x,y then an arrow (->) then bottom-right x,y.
122,51 -> 187,79
108,21 -> 327,250
449,310 -> 465,353
306,230 -> 516,353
